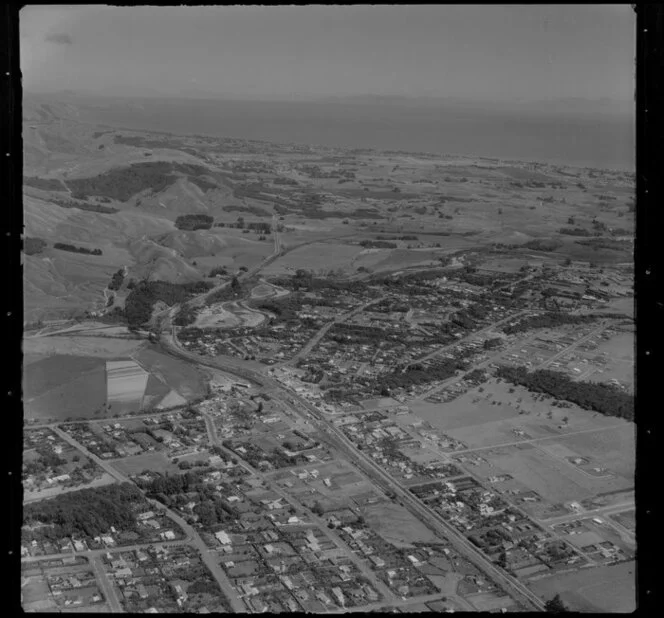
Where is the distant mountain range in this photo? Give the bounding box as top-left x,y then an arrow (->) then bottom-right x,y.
27,89 -> 633,116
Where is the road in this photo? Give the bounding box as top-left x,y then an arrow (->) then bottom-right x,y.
533,321 -> 609,371
412,310 -> 530,365
90,556 -> 124,612
274,296 -> 387,369
539,501 -> 635,527
410,331 -> 538,402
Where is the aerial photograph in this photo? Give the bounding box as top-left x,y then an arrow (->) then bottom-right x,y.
20,5 -> 635,614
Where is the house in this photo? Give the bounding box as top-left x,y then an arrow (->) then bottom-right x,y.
331,587 -> 346,606
215,530 -> 232,545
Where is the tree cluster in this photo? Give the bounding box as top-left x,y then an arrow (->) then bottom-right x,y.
496,366 -> 634,421
503,312 -> 598,335
22,483 -> 145,541
107,268 -> 125,291
23,176 -> 66,191
23,237 -> 48,256
174,214 -> 214,231
50,197 -> 119,214
558,227 -> 595,237
360,240 -> 398,249
53,242 -> 102,256
65,161 -> 209,202
376,358 -> 465,395
124,280 -> 213,328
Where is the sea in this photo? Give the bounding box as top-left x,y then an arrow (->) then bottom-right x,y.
75,97 -> 634,171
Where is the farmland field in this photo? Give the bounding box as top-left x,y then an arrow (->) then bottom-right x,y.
134,344 -> 209,400
528,561 -> 636,612
106,360 -> 148,401
23,355 -> 104,399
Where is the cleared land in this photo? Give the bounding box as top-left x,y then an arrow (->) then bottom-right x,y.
363,502 -> 443,548
111,451 -> 181,476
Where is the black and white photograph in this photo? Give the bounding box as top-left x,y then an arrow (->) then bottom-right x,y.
19,5 -> 636,614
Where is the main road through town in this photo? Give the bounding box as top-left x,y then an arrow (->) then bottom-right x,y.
156,317 -> 547,611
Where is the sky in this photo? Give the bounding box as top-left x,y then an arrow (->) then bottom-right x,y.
20,5 -> 635,102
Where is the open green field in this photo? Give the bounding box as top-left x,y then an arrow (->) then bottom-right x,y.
474,442 -> 633,505
528,561 -> 636,612
363,502 -> 443,548
111,451 -> 180,476
262,241 -> 364,276
442,380 -> 627,449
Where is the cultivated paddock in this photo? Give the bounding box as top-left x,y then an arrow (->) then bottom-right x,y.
106,360 -> 149,406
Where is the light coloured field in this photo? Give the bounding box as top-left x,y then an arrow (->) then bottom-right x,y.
111,451 -> 180,476
409,391 -> 521,433
262,242 -> 364,276
106,360 -> 149,403
362,502 -> 443,548
528,561 -> 636,613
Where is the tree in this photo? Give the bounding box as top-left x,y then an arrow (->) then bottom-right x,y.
231,276 -> 240,291
545,594 -> 568,613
